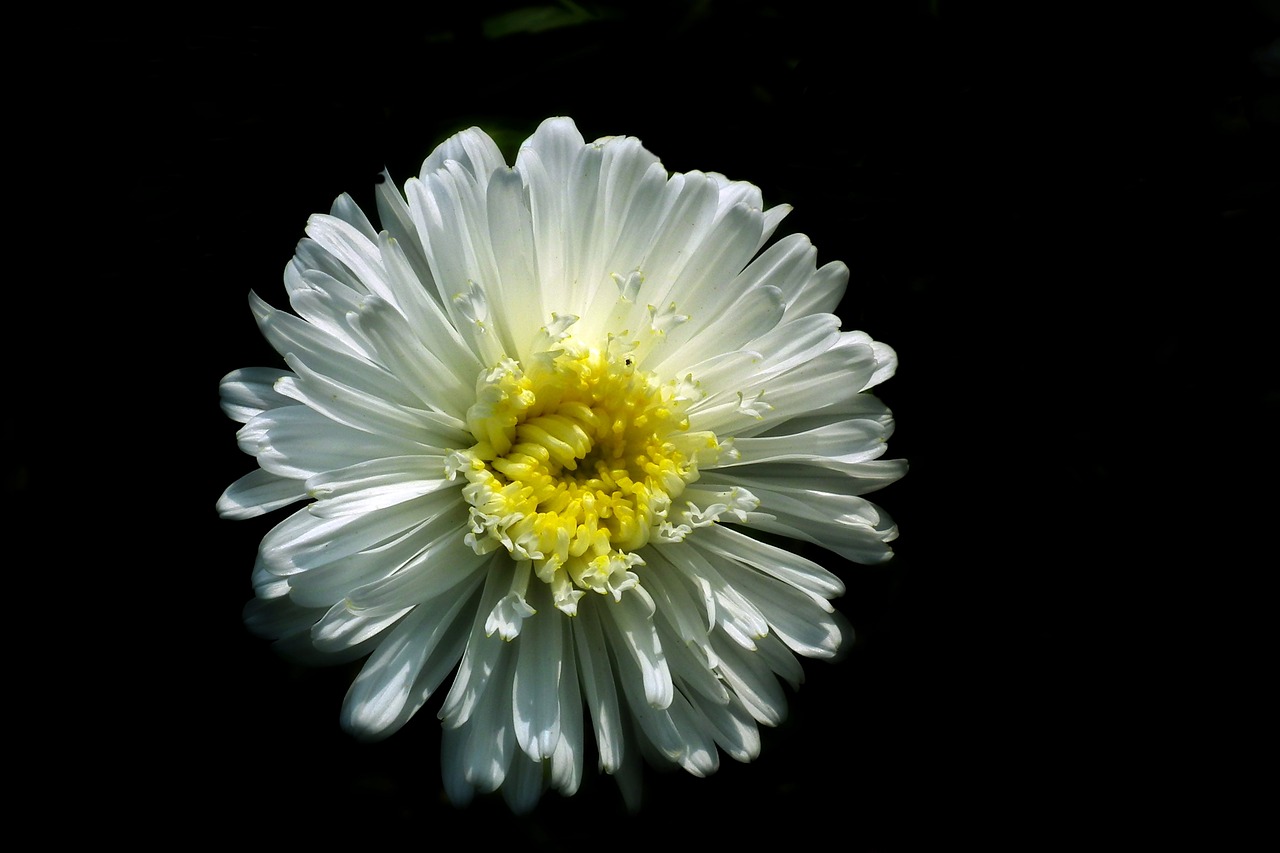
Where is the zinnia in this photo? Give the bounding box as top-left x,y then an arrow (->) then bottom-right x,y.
219,117 -> 905,811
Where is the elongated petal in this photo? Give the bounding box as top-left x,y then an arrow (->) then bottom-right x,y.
217,468 -> 307,519
340,573 -> 482,740
512,585 -> 564,760
219,366 -> 293,422
602,590 -> 673,711
243,405 -> 441,480
571,602 -> 626,773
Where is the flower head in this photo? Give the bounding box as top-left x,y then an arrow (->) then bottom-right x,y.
219,117 -> 906,811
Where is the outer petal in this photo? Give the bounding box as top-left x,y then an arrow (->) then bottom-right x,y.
219,367 -> 293,422
217,468 -> 307,519
340,570 -> 483,740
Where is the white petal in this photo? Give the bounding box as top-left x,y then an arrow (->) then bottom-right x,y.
283,267 -> 376,357
440,726 -> 476,808
637,547 -> 719,664
703,458 -> 907,497
655,616 -> 731,707
787,457 -> 909,491
484,168 -> 544,358
694,692 -> 762,763
339,569 -> 479,740
669,201 -> 766,312
258,491 -> 457,575
651,283 -> 785,375
866,339 -> 899,390
663,543 -> 769,650
438,562 -> 519,729
250,291 -> 418,411
311,598 -> 409,653
559,140 -> 607,314
690,524 -> 846,599
343,520 -> 490,615
744,508 -> 899,565
787,260 -> 849,320
352,294 -> 477,417
716,418 -> 892,467
600,590 -> 673,710
457,650 -> 517,793
303,213 -> 396,305
217,468 -> 306,519
270,623 -> 380,666
501,752 -> 546,815
284,517 -> 446,608
375,231 -> 483,379
512,587 -> 564,760
250,553 -> 290,599
711,634 -> 788,727
304,456 -> 452,518
219,367 -> 293,422
665,692 -> 720,777
328,192 -> 378,240
753,630 -> 810,689
242,594 -> 325,640
288,239 -> 368,310
572,601 -> 626,773
548,626 -> 584,796
689,334 -> 879,436
610,647 -> 685,766
514,117 -> 589,315
276,354 -> 469,447
420,125 -> 507,183
405,174 -> 503,363
243,405 -> 442,480
732,233 -> 817,303
628,172 -> 721,310
574,135 -> 665,336
715,560 -> 843,658
374,170 -> 436,294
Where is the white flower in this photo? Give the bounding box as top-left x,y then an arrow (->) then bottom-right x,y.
218,117 -> 906,812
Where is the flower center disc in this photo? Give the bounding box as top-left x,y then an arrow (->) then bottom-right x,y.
452,339 -> 718,613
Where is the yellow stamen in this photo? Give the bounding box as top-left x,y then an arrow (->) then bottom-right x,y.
455,337 -> 720,613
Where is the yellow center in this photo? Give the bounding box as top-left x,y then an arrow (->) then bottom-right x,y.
451,337 -> 721,614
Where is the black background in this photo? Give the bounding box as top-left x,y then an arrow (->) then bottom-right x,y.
24,1 -> 1276,848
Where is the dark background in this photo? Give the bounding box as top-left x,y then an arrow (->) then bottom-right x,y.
25,1 -> 1275,848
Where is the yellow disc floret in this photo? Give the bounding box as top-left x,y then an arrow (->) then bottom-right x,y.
452,337 -> 721,614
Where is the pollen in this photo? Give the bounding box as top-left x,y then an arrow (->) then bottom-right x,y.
453,337 -> 721,614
